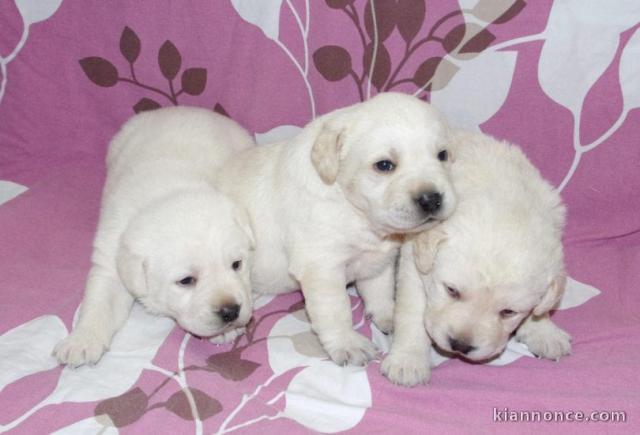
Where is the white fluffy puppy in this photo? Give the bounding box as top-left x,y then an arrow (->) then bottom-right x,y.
382,131 -> 571,386
216,93 -> 457,366
54,107 -> 255,367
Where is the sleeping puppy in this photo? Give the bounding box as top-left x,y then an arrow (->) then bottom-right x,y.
382,131 -> 571,386
216,93 -> 457,366
54,107 -> 255,367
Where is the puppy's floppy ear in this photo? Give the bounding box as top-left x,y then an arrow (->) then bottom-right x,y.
117,244 -> 149,297
533,273 -> 566,316
413,228 -> 446,274
311,124 -> 344,185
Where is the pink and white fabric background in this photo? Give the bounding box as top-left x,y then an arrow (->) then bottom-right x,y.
1,0 -> 639,433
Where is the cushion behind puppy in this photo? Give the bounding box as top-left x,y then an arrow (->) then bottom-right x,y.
382,130 -> 570,386
54,107 -> 255,367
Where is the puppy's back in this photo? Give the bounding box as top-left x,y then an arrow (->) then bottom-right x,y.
447,131 -> 566,278
107,107 -> 253,176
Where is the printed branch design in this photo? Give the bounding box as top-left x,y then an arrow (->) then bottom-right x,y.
79,26 -> 228,115
90,302 -> 304,430
314,0 -> 526,101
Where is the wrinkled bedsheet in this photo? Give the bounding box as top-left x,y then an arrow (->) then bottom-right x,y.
1,1 -> 639,433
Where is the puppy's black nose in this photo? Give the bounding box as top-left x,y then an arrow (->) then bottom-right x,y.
218,304 -> 240,323
416,191 -> 442,214
448,337 -> 476,355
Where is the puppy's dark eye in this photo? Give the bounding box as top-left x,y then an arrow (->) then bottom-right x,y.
437,149 -> 449,162
500,309 -> 517,318
232,260 -> 242,271
446,286 -> 460,299
374,160 -> 396,172
177,276 -> 197,286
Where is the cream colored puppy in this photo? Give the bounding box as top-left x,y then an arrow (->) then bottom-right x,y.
382,131 -> 571,386
54,107 -> 255,367
216,93 -> 456,366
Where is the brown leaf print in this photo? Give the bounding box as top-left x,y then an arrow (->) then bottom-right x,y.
94,387 -> 148,427
396,0 -> 426,44
459,28 -> 495,54
493,0 -> 526,24
313,45 -> 352,81
413,57 -> 441,88
206,350 -> 260,381
364,0 -> 396,42
213,103 -> 229,117
158,40 -> 182,80
325,0 -> 355,9
133,97 -> 161,113
363,42 -> 391,90
291,331 -> 328,358
119,26 -> 141,63
79,57 -> 119,87
181,68 -> 207,95
165,388 -> 222,420
442,23 -> 466,53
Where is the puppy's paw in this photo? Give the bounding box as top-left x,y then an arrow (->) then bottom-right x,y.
366,305 -> 394,334
53,331 -> 108,368
380,349 -> 430,387
209,327 -> 246,345
323,331 -> 378,366
517,321 -> 572,360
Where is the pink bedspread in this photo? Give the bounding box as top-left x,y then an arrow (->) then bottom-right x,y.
1,1 -> 639,433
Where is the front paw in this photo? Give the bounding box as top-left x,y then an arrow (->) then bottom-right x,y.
381,349 -> 430,387
53,331 -> 109,368
516,322 -> 572,360
322,331 -> 378,366
209,327 -> 246,345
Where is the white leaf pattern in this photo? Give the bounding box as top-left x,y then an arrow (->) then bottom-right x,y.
0,305 -> 174,432
267,312 -> 320,375
0,180 -> 28,206
51,416 -> 118,435
430,50 -> 517,130
49,305 -> 174,403
254,125 -> 302,146
230,0 -> 283,41
15,0 -> 64,26
619,28 -> 640,110
0,315 -> 67,391
538,0 -> 640,113
284,362 -> 371,433
557,276 -> 601,310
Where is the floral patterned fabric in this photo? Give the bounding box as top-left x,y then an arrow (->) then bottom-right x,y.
1,1 -> 639,433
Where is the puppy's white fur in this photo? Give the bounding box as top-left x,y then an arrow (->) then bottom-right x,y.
54,107 -> 255,367
216,93 -> 456,366
382,131 -> 570,386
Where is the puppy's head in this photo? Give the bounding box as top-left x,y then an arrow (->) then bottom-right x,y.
414,133 -> 566,361
117,189 -> 254,338
310,92 -> 457,234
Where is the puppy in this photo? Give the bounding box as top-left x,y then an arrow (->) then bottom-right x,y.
215,93 -> 456,366
54,107 -> 255,367
382,131 -> 571,386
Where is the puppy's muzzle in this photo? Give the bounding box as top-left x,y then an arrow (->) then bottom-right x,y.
217,303 -> 241,323
448,336 -> 476,355
415,191 -> 443,214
